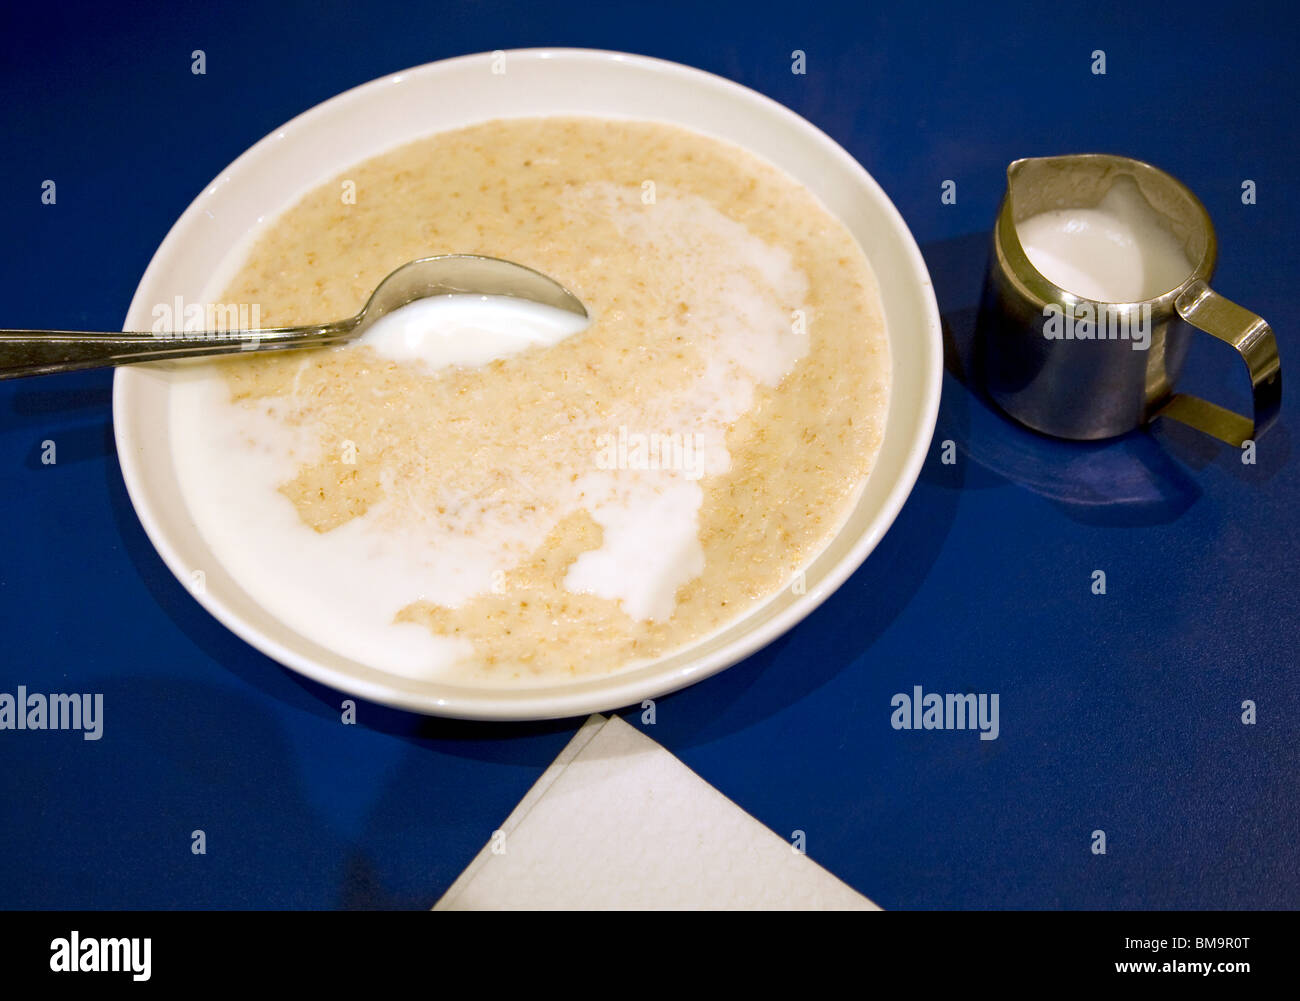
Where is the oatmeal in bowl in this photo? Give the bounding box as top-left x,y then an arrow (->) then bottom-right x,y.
116,51 -> 940,718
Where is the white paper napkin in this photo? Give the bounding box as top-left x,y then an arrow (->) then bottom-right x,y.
435,713 -> 878,910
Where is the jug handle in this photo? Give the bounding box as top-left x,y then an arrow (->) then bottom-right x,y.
1153,279 -> 1281,447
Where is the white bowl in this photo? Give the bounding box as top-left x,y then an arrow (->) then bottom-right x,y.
114,49 -> 942,720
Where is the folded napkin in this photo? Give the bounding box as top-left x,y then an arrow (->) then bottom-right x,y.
435,713 -> 878,910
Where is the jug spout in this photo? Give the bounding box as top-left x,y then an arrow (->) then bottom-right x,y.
1003,154 -> 1098,221
1004,156 -> 1036,199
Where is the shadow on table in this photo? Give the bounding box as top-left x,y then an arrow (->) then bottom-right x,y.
0,371 -> 115,469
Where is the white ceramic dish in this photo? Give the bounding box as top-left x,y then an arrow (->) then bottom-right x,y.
114,48 -> 942,720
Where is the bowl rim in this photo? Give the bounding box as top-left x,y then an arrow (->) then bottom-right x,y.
113,47 -> 943,720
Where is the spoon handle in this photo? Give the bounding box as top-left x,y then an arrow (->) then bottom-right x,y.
0,321 -> 357,379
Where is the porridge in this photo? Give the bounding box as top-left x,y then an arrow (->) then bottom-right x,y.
168,116 -> 890,684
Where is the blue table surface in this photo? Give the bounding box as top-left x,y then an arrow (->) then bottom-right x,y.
1,0 -> 1296,909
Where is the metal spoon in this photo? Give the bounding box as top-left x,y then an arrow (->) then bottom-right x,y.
0,255 -> 588,380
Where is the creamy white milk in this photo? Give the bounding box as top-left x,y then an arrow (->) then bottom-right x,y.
1017,176 -> 1193,302
170,187 -> 810,678
357,294 -> 589,370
